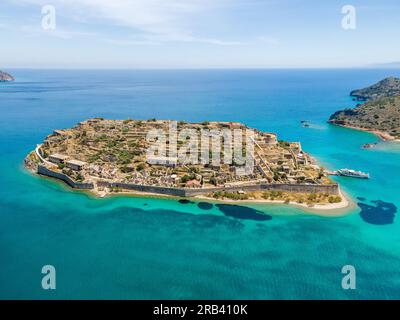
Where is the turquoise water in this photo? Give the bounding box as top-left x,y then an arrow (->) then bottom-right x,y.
1,69 -> 400,299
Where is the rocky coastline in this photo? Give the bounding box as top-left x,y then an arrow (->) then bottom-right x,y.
329,77 -> 400,141
0,70 -> 14,82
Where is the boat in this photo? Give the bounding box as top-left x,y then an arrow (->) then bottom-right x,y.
337,168 -> 370,179
362,143 -> 377,149
301,120 -> 310,127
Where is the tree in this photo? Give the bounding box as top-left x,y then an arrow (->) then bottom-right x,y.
209,176 -> 217,186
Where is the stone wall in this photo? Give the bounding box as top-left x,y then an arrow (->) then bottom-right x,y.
37,165 -> 94,190
98,180 -> 339,197
37,165 -> 339,196
97,181 -> 187,197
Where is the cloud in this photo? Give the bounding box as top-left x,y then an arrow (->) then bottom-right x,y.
11,0 -> 245,45
19,24 -> 97,39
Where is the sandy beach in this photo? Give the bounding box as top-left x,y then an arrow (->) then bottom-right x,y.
90,184 -> 353,216
193,189 -> 352,216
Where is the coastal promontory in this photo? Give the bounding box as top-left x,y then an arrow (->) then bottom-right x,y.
329,77 -> 400,140
350,77 -> 400,101
0,70 -> 14,82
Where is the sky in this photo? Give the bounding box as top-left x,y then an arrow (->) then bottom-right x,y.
1,0 -> 400,68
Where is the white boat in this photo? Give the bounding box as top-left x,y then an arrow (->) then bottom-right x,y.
338,168 -> 370,179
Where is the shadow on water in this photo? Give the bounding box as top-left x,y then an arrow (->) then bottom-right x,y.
197,202 -> 213,210
358,200 -> 397,225
216,204 -> 272,221
178,199 -> 194,204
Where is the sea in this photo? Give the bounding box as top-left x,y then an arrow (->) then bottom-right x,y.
1,69 -> 400,299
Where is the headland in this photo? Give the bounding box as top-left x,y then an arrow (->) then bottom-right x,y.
329,77 -> 400,141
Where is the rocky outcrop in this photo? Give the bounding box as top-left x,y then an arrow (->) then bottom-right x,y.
350,77 -> 400,101
0,70 -> 14,82
329,77 -> 400,140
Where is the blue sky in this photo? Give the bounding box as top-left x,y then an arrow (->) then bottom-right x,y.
1,0 -> 400,68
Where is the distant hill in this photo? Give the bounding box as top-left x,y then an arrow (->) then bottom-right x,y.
350,77 -> 400,101
0,70 -> 14,82
329,77 -> 400,140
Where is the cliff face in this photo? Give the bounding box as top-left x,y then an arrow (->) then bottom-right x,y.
0,70 -> 14,82
350,77 -> 400,101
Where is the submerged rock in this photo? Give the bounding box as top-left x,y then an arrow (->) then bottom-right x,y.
358,200 -> 397,225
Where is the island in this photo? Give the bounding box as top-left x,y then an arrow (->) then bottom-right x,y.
0,70 -> 14,82
25,118 -> 346,209
329,77 -> 400,141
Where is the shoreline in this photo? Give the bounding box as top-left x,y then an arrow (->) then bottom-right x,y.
192,189 -> 352,216
92,186 -> 353,217
32,166 -> 352,215
330,122 -> 400,142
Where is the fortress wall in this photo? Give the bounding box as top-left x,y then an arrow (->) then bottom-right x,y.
97,181 -> 187,197
37,165 -> 94,190
37,165 -> 339,196
97,180 -> 339,197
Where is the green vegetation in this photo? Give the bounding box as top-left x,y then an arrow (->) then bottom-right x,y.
278,140 -> 290,148
209,176 -> 217,186
181,174 -> 196,184
260,190 -> 340,205
110,186 -> 123,193
88,153 -> 101,163
212,191 -> 249,200
330,96 -> 400,139
328,196 -> 342,203
116,150 -> 135,165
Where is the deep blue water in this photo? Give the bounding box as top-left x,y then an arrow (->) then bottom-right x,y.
1,69 -> 400,299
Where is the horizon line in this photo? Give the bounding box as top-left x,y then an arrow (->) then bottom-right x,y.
3,66 -> 400,71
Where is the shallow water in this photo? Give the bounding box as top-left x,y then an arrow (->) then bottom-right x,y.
1,69 -> 400,299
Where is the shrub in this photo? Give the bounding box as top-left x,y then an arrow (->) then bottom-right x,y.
209,177 -> 217,186
328,196 -> 342,203
181,174 -> 196,184
307,193 -> 318,201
